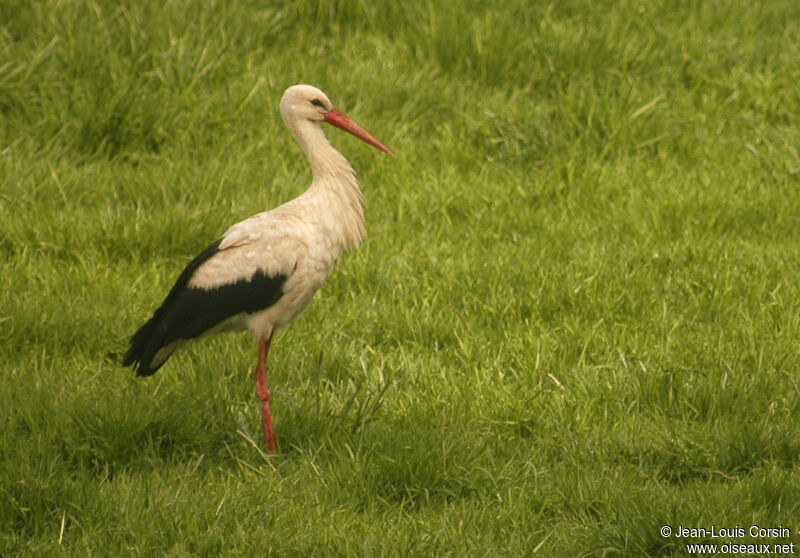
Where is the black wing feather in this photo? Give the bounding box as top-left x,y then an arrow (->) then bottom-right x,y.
123,239 -> 287,376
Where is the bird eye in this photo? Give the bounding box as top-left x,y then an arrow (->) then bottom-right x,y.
310,98 -> 325,108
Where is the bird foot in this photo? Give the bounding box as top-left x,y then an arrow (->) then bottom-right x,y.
260,404 -> 277,453
254,364 -> 277,452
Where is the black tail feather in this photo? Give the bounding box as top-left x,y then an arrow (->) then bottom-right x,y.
123,239 -> 223,377
122,313 -> 169,376
122,238 -> 287,377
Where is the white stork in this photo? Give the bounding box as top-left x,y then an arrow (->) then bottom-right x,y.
123,84 -> 392,452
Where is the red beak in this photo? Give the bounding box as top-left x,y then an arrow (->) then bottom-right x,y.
324,108 -> 393,156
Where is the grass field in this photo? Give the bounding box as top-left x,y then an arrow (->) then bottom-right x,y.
2,0 -> 800,555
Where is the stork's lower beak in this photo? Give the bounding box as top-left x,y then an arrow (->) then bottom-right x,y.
324,108 -> 393,156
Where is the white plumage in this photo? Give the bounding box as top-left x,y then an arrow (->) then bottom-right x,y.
123,84 -> 392,452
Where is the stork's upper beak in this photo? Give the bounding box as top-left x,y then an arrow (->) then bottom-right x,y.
324,108 -> 393,156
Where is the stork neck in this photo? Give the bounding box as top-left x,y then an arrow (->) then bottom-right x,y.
289,120 -> 351,182
289,119 -> 365,248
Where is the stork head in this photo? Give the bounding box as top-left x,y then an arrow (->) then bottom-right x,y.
280,84 -> 393,155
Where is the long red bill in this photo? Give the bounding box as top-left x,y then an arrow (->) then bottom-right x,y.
324,108 -> 393,156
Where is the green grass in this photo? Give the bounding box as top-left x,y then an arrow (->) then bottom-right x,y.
2,0 -> 800,555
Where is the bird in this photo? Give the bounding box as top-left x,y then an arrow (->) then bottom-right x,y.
122,84 -> 392,452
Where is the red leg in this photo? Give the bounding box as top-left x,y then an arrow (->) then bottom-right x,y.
254,332 -> 277,452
